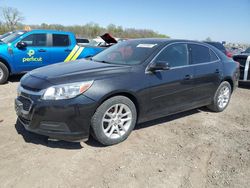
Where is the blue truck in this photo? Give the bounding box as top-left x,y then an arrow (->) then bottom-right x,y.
0,30 -> 105,84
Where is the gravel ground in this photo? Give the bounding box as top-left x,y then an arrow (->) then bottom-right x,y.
0,78 -> 249,188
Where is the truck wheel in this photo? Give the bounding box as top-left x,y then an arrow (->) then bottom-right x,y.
91,96 -> 137,146
207,81 -> 232,112
0,62 -> 9,84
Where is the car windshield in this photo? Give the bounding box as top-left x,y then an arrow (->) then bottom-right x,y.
0,32 -> 13,41
1,31 -> 26,43
92,40 -> 161,65
244,47 -> 250,53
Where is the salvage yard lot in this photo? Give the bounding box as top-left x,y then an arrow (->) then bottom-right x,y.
0,79 -> 249,188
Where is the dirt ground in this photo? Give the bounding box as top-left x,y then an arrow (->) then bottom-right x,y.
0,77 -> 249,188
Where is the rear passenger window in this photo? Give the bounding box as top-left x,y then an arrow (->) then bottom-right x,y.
210,49 -> 219,61
155,43 -> 188,67
189,44 -> 219,64
52,34 -> 70,46
189,44 -> 210,64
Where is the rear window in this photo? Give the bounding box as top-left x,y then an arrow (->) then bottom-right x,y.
205,42 -> 225,51
52,34 -> 70,46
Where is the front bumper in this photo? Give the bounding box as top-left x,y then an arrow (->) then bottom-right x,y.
15,86 -> 97,142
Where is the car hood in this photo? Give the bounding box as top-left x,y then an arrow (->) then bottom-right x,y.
21,59 -> 132,90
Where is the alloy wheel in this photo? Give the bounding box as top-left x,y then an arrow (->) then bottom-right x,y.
102,104 -> 132,139
217,85 -> 230,109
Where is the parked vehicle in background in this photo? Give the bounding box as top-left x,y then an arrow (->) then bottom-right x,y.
0,30 -> 105,84
92,33 -> 126,47
204,41 -> 232,58
227,47 -> 243,56
242,47 -> 250,54
76,38 -> 90,46
233,48 -> 250,82
15,39 -> 239,145
0,31 -> 16,41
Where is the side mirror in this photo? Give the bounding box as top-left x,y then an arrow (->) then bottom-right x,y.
16,41 -> 27,49
148,61 -> 170,72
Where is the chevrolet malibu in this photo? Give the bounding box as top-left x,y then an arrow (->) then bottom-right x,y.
15,39 -> 239,145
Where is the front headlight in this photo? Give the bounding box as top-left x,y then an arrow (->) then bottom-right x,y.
42,81 -> 93,100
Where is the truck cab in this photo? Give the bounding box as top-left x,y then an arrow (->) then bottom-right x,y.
0,30 -> 104,84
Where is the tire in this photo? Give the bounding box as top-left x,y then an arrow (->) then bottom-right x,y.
0,62 -> 9,84
91,96 -> 137,146
207,81 -> 232,112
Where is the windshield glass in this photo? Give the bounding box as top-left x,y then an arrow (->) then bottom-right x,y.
1,31 -> 26,43
0,32 -> 13,40
92,40 -> 161,65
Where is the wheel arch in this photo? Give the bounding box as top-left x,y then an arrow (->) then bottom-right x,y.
222,77 -> 234,93
97,91 -> 140,117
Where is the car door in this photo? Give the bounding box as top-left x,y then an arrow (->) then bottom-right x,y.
145,43 -> 196,120
188,44 -> 222,104
47,33 -> 72,64
13,33 -> 50,72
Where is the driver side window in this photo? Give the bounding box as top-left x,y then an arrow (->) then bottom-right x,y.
155,43 -> 188,67
21,34 -> 47,47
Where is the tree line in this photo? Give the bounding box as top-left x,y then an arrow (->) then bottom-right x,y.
0,6 -> 169,39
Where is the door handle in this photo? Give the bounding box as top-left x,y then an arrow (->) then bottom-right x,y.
184,75 -> 193,80
38,49 -> 46,52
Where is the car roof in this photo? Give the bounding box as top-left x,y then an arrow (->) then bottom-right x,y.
128,38 -> 213,46
26,29 -> 74,34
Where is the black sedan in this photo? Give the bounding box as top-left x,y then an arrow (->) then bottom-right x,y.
15,39 -> 239,145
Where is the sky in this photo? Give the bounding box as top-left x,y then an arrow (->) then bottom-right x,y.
0,0 -> 249,44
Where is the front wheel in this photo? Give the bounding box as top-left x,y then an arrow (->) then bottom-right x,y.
91,96 -> 137,146
207,81 -> 232,112
0,62 -> 9,84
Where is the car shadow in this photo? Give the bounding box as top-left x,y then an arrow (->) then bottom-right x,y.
86,108 -> 204,147
135,108 -> 202,130
15,119 -> 83,150
8,74 -> 24,83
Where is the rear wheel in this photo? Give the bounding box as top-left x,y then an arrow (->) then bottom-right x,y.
0,62 -> 9,84
91,96 -> 137,146
207,81 -> 232,112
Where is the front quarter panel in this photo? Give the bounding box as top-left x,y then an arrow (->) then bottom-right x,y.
0,44 -> 14,73
83,66 -> 149,120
